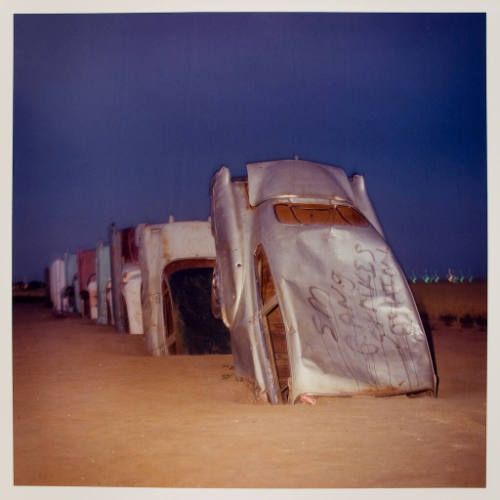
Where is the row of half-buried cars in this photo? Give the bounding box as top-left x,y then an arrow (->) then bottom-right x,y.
47,158 -> 437,404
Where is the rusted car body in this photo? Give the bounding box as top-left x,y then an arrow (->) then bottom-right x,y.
109,225 -> 143,334
77,249 -> 97,319
210,159 -> 437,404
136,219 -> 230,356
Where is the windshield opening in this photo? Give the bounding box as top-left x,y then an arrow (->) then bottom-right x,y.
274,203 -> 369,227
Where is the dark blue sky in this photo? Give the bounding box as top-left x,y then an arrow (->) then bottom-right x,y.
12,12 -> 487,282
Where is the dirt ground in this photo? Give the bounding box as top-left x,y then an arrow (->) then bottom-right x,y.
12,301 -> 486,489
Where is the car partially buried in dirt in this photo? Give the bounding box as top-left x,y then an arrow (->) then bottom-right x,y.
77,248 -> 97,320
64,252 -> 79,314
49,258 -> 65,316
136,218 -> 230,357
210,158 -> 437,404
109,225 -> 143,334
119,262 -> 143,334
96,241 -> 111,325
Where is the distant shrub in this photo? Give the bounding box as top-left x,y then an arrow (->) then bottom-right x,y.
475,315 -> 487,331
439,313 -> 457,326
459,314 -> 475,328
28,281 -> 45,290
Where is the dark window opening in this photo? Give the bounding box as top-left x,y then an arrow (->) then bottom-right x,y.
274,203 -> 369,227
162,263 -> 231,355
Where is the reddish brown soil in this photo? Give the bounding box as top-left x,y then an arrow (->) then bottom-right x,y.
13,302 -> 486,488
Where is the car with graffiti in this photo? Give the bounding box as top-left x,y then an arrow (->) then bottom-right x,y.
210,158 -> 437,404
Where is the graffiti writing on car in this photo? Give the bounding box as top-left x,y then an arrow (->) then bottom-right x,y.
307,243 -> 423,390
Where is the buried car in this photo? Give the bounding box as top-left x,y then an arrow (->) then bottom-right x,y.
49,258 -> 66,315
96,242 -> 112,325
136,218 -> 230,357
109,225 -> 143,334
210,158 -> 437,404
77,248 -> 97,319
120,262 -> 143,334
63,252 -> 80,314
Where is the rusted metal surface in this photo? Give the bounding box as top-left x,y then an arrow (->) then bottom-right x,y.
49,258 -> 65,314
96,242 -> 111,325
210,158 -> 437,404
121,227 -> 139,263
77,249 -> 96,292
77,249 -> 96,318
136,219 -> 219,356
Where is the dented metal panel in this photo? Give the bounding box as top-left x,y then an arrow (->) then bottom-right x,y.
136,219 -> 218,356
210,159 -> 436,404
